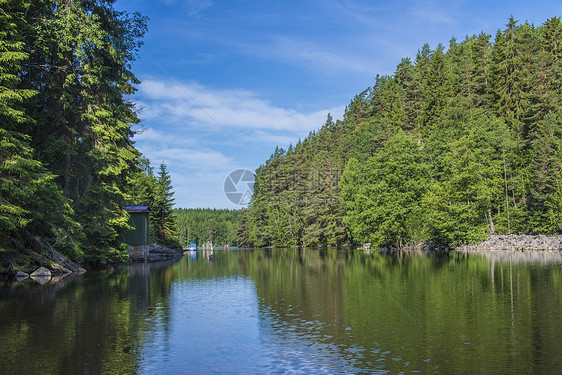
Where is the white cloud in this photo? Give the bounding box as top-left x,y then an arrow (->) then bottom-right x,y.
267,37 -> 375,74
133,126 -> 233,169
242,130 -> 302,148
132,78 -> 346,208
136,78 -> 344,133
133,126 -> 196,146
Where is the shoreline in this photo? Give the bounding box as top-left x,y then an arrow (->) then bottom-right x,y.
455,234 -> 562,252
1,244 -> 183,281
5,235 -> 562,279
371,234 -> 562,255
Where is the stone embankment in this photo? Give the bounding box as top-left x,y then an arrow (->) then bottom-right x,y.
456,235 -> 562,264
457,234 -> 562,252
144,245 -> 183,262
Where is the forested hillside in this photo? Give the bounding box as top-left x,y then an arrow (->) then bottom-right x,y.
241,16 -> 562,248
0,0 -> 176,270
175,208 -> 241,248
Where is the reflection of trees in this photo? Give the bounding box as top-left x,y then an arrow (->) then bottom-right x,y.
1,251 -> 561,374
0,258 -> 192,375
0,270 -> 141,374
249,248 -> 562,374
0,253 -> 258,374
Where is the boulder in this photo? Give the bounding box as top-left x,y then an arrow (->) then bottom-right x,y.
31,275 -> 51,285
15,271 -> 29,281
30,267 -> 52,278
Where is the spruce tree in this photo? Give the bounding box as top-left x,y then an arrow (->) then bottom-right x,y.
152,163 -> 179,248
0,0 -> 79,267
24,0 -> 147,264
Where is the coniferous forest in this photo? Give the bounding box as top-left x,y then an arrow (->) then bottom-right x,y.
0,0 -> 178,271
175,208 -> 241,248
240,16 -> 562,249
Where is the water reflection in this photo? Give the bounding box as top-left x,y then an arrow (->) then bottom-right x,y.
0,249 -> 561,374
458,248 -> 562,264
0,268 -> 144,374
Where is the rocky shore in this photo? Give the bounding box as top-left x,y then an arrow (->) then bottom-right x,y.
454,234 -> 562,264
141,245 -> 183,262
456,234 -> 562,252
6,245 -> 182,282
375,234 -> 562,257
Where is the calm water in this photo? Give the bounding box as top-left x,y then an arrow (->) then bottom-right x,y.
1,248 -> 562,374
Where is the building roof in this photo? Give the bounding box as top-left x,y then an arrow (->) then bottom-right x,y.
122,205 -> 151,213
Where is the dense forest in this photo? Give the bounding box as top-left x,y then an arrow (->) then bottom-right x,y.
175,208 -> 241,248
0,0 -> 177,271
240,16 -> 562,249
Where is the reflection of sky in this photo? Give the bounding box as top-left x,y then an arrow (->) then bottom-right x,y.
130,250 -> 562,374
135,276 -> 403,374
257,302 -> 377,374
138,277 -> 269,373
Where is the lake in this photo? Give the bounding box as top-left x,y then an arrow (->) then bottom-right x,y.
1,248 -> 562,374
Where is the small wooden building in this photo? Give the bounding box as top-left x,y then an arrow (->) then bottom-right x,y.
123,205 -> 150,261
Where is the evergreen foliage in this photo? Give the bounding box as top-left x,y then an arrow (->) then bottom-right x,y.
242,16 -> 562,248
0,0 -> 154,270
151,163 -> 180,248
175,208 -> 241,247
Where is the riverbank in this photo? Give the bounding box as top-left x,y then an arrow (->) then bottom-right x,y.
0,248 -> 87,279
456,234 -> 562,252
375,234 -> 562,255
142,245 -> 183,262
454,234 -> 562,264
1,244 -> 183,281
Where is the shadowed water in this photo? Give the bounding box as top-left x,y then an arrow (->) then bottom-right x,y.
1,249 -> 562,374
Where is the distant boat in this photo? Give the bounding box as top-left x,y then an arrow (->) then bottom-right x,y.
189,242 -> 197,250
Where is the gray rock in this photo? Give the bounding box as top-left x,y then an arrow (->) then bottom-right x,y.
30,267 -> 52,278
146,245 -> 182,262
457,234 -> 562,253
30,275 -> 51,285
15,271 -> 29,280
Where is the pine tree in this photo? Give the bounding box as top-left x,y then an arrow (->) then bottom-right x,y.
526,110 -> 562,233
471,32 -> 492,108
128,155 -> 157,207
22,0 -> 148,264
0,0 -> 79,267
152,163 -> 179,248
422,44 -> 448,133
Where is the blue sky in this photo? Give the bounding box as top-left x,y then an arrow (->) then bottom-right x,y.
114,0 -> 562,209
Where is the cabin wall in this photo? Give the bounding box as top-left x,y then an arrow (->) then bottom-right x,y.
123,213 -> 149,246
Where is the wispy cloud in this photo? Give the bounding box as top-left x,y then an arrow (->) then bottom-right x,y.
132,126 -> 249,208
240,130 -> 305,148
159,0 -> 214,16
131,77 -> 346,207
136,78 -> 343,134
271,37 -> 375,74
411,8 -> 455,25
186,0 -> 214,16
134,126 -> 232,168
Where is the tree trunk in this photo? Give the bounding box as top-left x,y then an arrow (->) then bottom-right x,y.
488,208 -> 496,234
